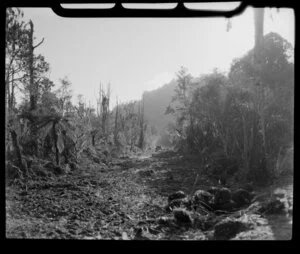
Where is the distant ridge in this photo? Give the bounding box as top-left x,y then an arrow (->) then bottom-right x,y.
142,76 -> 205,132
143,79 -> 177,132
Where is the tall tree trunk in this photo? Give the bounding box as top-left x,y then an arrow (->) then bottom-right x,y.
253,8 -> 267,166
62,132 -> 69,163
254,8 -> 264,52
91,129 -> 97,147
114,99 -> 119,146
259,85 -> 266,152
29,20 -> 36,111
27,20 -> 44,157
10,129 -> 28,175
241,114 -> 250,181
101,97 -> 107,136
138,96 -> 145,150
10,68 -> 15,112
5,80 -> 10,153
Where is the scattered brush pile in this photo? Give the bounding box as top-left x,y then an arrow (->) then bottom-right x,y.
147,186 -> 293,240
5,139 -> 116,185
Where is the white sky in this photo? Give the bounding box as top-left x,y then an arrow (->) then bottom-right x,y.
20,6 -> 295,108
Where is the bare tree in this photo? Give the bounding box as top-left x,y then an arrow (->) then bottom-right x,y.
96,82 -> 111,140
114,97 -> 120,147
28,20 -> 44,111
138,94 -> 145,150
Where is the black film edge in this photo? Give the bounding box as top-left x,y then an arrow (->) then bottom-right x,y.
51,2 -> 249,18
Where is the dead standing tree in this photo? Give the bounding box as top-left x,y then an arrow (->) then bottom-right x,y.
97,83 -> 111,141
28,20 -> 44,111
227,8 -> 266,182
241,8 -> 266,181
253,8 -> 267,170
25,20 -> 45,158
138,94 -> 146,150
113,97 -> 121,148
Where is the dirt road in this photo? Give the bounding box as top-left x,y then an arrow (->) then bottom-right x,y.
6,150 -> 293,240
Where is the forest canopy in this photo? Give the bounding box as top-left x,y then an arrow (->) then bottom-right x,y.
165,31 -> 294,185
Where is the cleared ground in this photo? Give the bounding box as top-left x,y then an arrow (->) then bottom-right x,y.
6,150 -> 293,240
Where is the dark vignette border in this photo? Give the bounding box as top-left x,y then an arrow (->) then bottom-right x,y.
1,0 -> 297,248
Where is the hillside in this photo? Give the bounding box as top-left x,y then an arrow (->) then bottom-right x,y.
143,79 -> 177,132
142,76 -> 205,133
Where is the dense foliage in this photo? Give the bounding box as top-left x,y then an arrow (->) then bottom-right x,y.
166,33 -> 294,185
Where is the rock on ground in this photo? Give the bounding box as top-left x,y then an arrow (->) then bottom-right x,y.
207,186 -> 220,195
168,191 -> 186,203
232,189 -> 254,208
167,197 -> 191,211
173,208 -> 193,225
215,188 -> 232,205
193,190 -> 214,206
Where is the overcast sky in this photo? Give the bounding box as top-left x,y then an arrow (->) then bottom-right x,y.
20,6 -> 295,108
